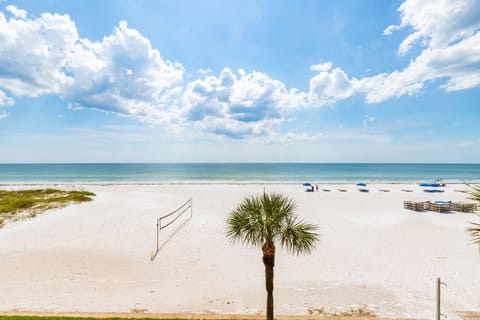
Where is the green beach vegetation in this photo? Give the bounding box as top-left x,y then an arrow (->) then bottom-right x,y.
227,192 -> 319,320
0,188 -> 95,228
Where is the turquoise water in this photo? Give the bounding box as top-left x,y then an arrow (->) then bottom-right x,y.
0,163 -> 479,182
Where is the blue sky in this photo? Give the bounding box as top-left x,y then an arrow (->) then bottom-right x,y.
0,0 -> 479,163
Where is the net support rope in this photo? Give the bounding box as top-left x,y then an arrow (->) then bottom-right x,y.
151,197 -> 193,261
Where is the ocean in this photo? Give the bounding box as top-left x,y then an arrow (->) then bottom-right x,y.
0,163 -> 479,183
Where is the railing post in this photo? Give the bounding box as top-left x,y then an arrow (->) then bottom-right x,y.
436,278 -> 440,320
157,218 -> 161,250
436,277 -> 447,320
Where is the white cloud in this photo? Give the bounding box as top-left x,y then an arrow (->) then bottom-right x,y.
0,1 -> 478,140
0,9 -> 77,96
308,63 -> 356,107
357,72 -> 424,103
359,0 -> 480,102
197,68 -> 212,76
310,0 -> 480,105
309,0 -> 480,105
383,24 -> 399,36
310,62 -> 333,72
182,68 -> 305,138
359,32 -> 480,102
0,110 -> 8,120
64,21 -> 185,122
0,90 -> 14,106
0,9 -> 185,123
386,0 -> 480,56
6,5 -> 27,19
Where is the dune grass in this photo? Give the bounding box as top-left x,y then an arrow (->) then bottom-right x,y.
0,188 -> 95,227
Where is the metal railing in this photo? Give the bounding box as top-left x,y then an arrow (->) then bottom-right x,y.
436,277 -> 447,320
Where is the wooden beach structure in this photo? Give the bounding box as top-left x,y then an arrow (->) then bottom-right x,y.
403,201 -> 426,211
403,201 -> 478,213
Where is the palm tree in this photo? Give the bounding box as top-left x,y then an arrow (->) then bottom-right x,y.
467,185 -> 480,248
226,192 -> 319,320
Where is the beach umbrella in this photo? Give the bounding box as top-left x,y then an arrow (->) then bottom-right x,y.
303,183 -> 311,186
356,182 -> 367,186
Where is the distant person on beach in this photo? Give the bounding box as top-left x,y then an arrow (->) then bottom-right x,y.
315,184 -> 318,191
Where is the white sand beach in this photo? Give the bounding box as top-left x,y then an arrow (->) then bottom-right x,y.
0,183 -> 479,319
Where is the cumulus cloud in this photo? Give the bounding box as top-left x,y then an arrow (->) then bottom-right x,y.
0,1 -> 479,140
0,8 -> 76,96
182,68 -> 305,138
64,21 -> 185,121
0,8 -> 185,122
308,63 -> 356,107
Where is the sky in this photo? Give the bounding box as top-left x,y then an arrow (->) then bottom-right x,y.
0,0 -> 479,163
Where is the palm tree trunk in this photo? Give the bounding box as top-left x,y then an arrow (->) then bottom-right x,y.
262,243 -> 275,320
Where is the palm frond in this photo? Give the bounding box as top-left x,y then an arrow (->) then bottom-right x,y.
467,221 -> 480,245
226,194 -> 266,247
261,192 -> 296,240
227,192 -> 319,254
468,185 -> 480,203
280,215 -> 319,255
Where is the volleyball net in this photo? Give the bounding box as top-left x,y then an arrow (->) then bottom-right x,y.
150,197 -> 193,261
